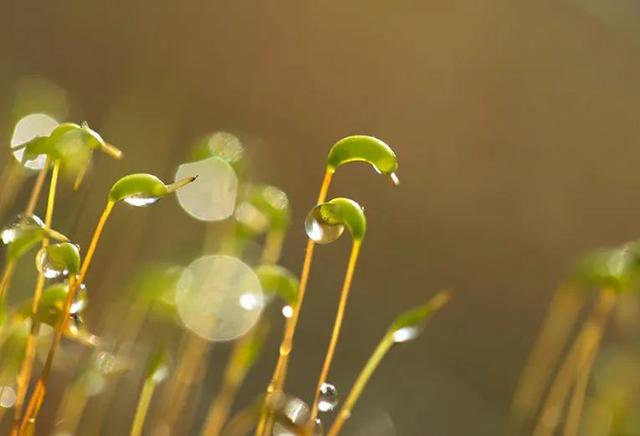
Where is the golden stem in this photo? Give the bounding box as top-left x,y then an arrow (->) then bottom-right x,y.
0,261 -> 16,303
310,241 -> 362,420
18,201 -> 114,432
13,160 -> 61,428
563,288 -> 616,436
256,168 -> 334,436
509,285 -> 584,433
202,333 -> 252,436
260,229 -> 285,265
130,378 -> 157,436
327,333 -> 395,436
155,332 -> 211,432
24,159 -> 50,216
532,288 -> 615,436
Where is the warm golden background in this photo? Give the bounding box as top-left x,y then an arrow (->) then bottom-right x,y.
2,1 -> 640,435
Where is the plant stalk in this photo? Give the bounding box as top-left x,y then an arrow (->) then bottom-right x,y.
130,378 -> 157,436
256,168 -> 333,436
327,332 -> 395,436
13,159 -> 61,428
310,241 -> 362,420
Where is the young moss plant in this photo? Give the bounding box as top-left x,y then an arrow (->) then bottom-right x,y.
258,135 -> 398,436
327,291 -> 450,436
130,348 -> 169,436
533,246 -> 630,436
202,264 -> 298,436
308,198 -> 367,421
16,173 -> 195,433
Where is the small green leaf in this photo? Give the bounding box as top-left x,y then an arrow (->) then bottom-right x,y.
388,291 -> 450,343
0,321 -> 28,383
1,215 -> 69,262
37,242 -> 81,277
255,264 -> 299,305
574,246 -> 633,292
108,173 -> 196,205
234,185 -> 290,237
305,197 -> 367,243
327,135 -> 399,184
19,282 -> 87,328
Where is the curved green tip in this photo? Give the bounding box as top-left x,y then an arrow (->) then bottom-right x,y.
39,242 -> 81,276
315,197 -> 367,242
255,264 -> 299,305
574,243 -> 640,293
327,135 -> 399,185
108,173 -> 196,204
388,290 -> 450,342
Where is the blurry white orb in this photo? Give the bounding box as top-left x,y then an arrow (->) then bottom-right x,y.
11,113 -> 58,170
175,255 -> 264,341
175,157 -> 238,221
0,386 -> 16,408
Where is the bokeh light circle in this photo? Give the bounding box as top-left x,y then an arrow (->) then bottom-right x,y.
175,157 -> 238,221
11,113 -> 58,170
175,255 -> 264,341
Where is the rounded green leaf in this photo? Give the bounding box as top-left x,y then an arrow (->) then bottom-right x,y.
574,246 -> 634,292
327,135 -> 399,184
36,242 -> 81,277
255,264 -> 299,305
305,197 -> 366,243
108,173 -> 196,205
388,291 -> 450,343
236,184 -> 291,236
1,215 -> 68,261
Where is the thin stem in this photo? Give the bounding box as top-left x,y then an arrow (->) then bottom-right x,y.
130,378 -> 157,436
202,332 -> 252,436
563,288 -> 616,436
256,168 -> 334,436
0,261 -> 16,303
154,332 -> 211,432
24,159 -> 50,216
18,201 -> 115,432
327,333 -> 395,436
509,285 -> 584,433
310,241 -> 362,420
13,160 -> 61,428
532,288 -> 615,436
260,229 -> 285,265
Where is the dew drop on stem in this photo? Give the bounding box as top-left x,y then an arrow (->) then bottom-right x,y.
317,382 -> 338,413
304,205 -> 344,244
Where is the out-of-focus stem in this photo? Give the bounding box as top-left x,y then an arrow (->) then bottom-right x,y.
310,241 -> 361,420
130,377 -> 157,436
327,333 -> 395,436
563,288 -> 616,436
509,285 -> 584,433
13,159 -> 61,428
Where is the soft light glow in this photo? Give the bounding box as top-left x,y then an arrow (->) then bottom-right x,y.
175,157 -> 238,221
11,113 -> 58,170
281,305 -> 293,318
176,255 -> 263,342
0,386 -> 16,408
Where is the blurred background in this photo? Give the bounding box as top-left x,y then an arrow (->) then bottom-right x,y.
2,1 -> 640,435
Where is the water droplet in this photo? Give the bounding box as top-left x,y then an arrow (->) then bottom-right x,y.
389,172 -> 400,186
175,255 -> 264,342
94,351 -> 116,374
11,113 -> 58,170
123,195 -> 160,207
272,395 -> 311,435
0,385 -> 16,408
70,283 -> 88,314
304,205 -> 344,244
281,305 -> 293,318
175,156 -> 238,221
318,382 -> 338,412
392,326 -> 421,343
1,214 -> 44,244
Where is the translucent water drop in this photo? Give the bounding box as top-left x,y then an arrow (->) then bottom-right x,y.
94,351 -> 117,374
318,382 -> 338,412
0,385 -> 16,408
11,113 -> 58,170
392,326 -> 421,343
272,395 -> 310,436
282,305 -> 293,319
175,255 -> 264,341
1,214 -> 44,245
123,195 -> 160,207
36,246 -> 74,279
175,156 -> 238,222
304,205 -> 344,244
70,284 -> 88,314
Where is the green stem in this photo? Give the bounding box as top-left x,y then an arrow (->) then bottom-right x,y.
130,378 -> 157,436
327,333 -> 395,436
